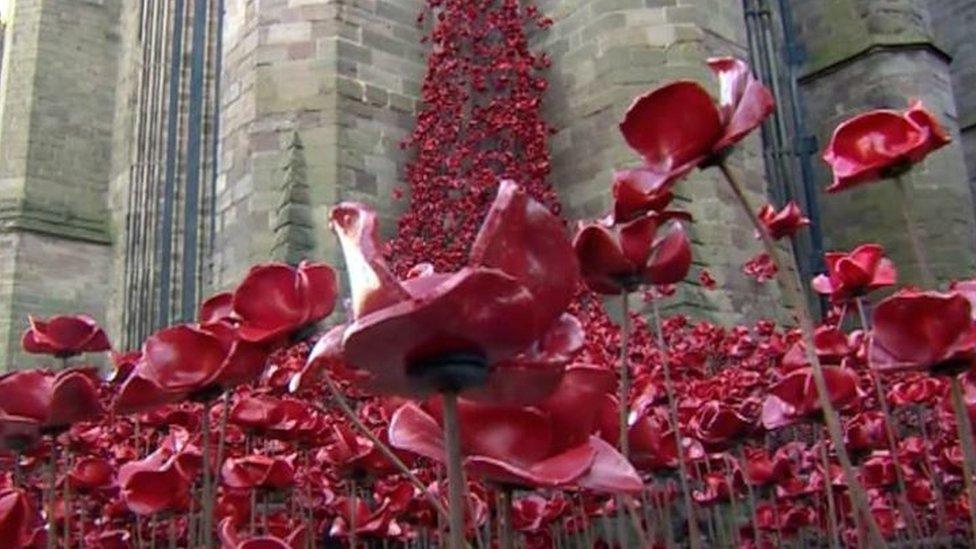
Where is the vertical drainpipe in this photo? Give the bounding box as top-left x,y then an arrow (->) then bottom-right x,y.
158,0 -> 186,329
209,0 -> 224,292
777,0 -> 827,315
181,0 -> 210,321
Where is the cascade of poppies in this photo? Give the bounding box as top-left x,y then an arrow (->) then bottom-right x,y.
386,0 -> 557,273
386,0 -> 656,369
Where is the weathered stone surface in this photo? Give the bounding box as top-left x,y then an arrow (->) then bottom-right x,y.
0,0 -> 119,369
792,1 -> 976,286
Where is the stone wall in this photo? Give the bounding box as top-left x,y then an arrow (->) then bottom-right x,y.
534,0 -> 786,324
0,0 -> 120,369
790,0 -> 976,286
928,0 -> 976,204
215,0 -> 423,297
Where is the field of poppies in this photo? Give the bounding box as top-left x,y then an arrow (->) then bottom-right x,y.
1,1 -> 975,548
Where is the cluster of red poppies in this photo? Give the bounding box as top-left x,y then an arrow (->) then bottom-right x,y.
1,1 -> 975,548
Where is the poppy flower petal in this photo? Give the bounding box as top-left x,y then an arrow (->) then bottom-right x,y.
644,222 -> 692,285
330,204 -> 410,319
469,180 -> 579,333
572,222 -> 632,295
388,402 -> 446,463
619,81 -> 722,174
575,436 -> 644,494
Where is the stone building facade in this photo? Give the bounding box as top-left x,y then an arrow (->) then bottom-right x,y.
0,0 -> 974,368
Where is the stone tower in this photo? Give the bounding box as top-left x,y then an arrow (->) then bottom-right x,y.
0,0 -> 974,369
0,0 -> 121,368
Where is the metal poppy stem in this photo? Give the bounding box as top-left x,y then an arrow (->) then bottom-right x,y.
318,369 -> 450,521
894,176 -> 935,288
201,404 -> 214,549
618,291 -> 631,457
349,480 -> 357,549
650,298 -> 701,549
717,160 -> 887,547
948,375 -> 976,544
47,442 -> 56,549
441,391 -> 468,549
498,487 -> 513,549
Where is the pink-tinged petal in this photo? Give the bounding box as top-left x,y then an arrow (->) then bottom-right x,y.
575,436 -> 643,494
951,279 -> 976,320
811,274 -> 834,295
0,370 -> 53,422
48,369 -> 104,427
465,443 -> 595,488
905,100 -> 951,154
142,325 -> 226,393
469,180 -> 579,334
644,222 -> 692,285
823,109 -> 927,192
330,203 -> 409,318
619,81 -> 722,174
873,258 -> 898,289
619,214 -> 659,268
342,268 -> 536,396
388,402 -> 446,463
199,292 -> 234,324
290,325 -> 368,393
572,223 -> 632,295
708,57 -> 776,151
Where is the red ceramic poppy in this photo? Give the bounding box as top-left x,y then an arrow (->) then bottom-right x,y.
844,411 -> 889,452
610,169 -> 693,224
67,456 -> 115,492
0,368 -> 104,448
870,290 -> 976,375
619,57 -> 774,178
690,400 -> 753,448
0,488 -> 35,548
781,326 -> 854,370
231,261 -> 337,344
118,446 -> 193,516
115,322 -> 269,414
200,291 -> 236,325
887,374 -> 946,407
107,350 -> 141,384
319,423 -> 403,478
330,181 -> 579,397
756,201 -> 809,241
219,517 -> 307,549
21,314 -> 111,358
329,497 -> 402,539
811,244 -> 897,302
389,366 -> 641,493
573,213 -> 692,295
761,366 -> 861,429
221,454 -> 295,490
823,100 -> 950,192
